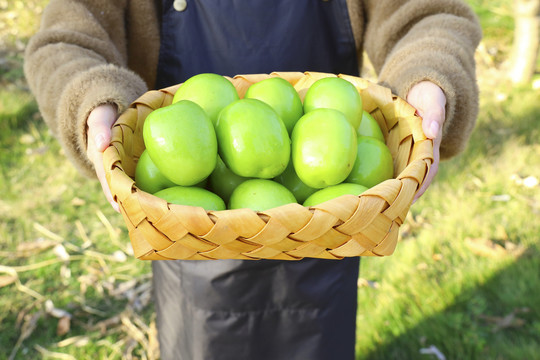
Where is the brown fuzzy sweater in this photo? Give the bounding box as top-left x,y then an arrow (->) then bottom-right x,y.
24,0 -> 482,178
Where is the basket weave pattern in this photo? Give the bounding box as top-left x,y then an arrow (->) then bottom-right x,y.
103,72 -> 434,260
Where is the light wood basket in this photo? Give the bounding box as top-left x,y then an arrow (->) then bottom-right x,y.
103,72 -> 434,261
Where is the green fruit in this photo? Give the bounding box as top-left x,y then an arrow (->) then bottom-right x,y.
244,77 -> 303,135
303,77 -> 363,129
216,98 -> 290,179
274,160 -> 317,203
291,108 -> 357,189
346,136 -> 394,188
229,179 -> 297,211
143,100 -> 217,186
135,149 -> 176,194
303,183 -> 368,207
357,111 -> 385,142
172,73 -> 239,125
154,186 -> 225,211
208,155 -> 250,202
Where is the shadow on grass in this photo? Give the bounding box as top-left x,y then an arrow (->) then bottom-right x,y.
359,246 -> 540,360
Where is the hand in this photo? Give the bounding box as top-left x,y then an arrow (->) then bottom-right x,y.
86,104 -> 120,212
406,81 -> 446,202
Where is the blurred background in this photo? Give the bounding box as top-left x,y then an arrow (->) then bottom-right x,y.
0,1 -> 538,359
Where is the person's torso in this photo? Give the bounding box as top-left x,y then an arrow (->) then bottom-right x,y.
155,0 -> 359,87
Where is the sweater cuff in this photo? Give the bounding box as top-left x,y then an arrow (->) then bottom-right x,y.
57,64 -> 148,178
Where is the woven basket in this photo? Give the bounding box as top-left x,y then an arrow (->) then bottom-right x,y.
103,72 -> 434,261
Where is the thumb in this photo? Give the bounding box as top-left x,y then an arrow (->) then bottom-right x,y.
422,106 -> 445,140
87,104 -> 117,152
406,81 -> 446,140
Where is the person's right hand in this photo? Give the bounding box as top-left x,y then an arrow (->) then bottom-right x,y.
86,104 -> 120,212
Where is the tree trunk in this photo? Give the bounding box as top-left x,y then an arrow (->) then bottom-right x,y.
508,0 -> 540,84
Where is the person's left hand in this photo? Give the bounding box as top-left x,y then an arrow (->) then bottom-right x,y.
406,81 -> 446,202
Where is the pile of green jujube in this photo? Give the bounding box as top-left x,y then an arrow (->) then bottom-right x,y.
135,73 -> 394,212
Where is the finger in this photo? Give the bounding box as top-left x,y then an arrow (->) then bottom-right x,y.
87,134 -> 120,213
89,136 -> 115,210
413,135 -> 441,203
95,153 -> 121,213
413,161 -> 438,203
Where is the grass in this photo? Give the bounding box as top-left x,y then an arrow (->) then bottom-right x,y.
1,0 -> 539,359
355,84 -> 540,359
1,4 -> 155,358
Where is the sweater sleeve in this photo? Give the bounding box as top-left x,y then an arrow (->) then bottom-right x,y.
24,0 -> 148,178
363,0 -> 482,159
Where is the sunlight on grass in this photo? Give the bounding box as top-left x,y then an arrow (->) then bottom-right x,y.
355,83 -> 540,359
0,0 -> 47,44
0,80 -> 154,359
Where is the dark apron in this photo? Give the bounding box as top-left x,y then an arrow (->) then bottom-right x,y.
153,1 -> 360,359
